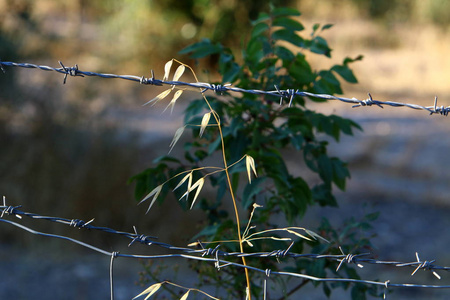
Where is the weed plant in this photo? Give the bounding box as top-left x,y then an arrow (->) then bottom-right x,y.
131,6 -> 380,300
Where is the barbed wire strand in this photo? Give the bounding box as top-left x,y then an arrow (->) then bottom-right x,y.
1,60 -> 449,116
1,203 -> 450,300
1,59 -> 450,298
2,217 -> 450,289
2,204 -> 450,274
2,217 -> 450,291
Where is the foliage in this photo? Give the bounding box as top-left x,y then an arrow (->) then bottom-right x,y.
131,6 -> 379,299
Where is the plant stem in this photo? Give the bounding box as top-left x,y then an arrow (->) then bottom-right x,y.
209,104 -> 252,300
177,59 -> 252,299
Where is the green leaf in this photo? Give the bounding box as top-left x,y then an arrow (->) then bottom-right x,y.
318,155 -> 333,183
290,177 -> 312,216
288,53 -> 315,84
246,38 -> 264,63
351,284 -> 367,300
272,7 -> 301,17
331,158 -> 350,190
242,177 -> 266,209
208,135 -> 222,154
313,74 -> 342,95
191,223 -> 221,240
274,46 -> 294,62
310,36 -> 332,57
322,23 -> 334,31
331,65 -> 358,83
184,99 -> 208,123
323,282 -> 332,298
222,62 -> 240,83
272,29 -> 304,46
152,155 -> 181,164
251,22 -> 269,38
365,211 -> 380,222
272,17 -> 304,31
312,23 -> 320,35
179,39 -> 222,58
312,184 -> 338,207
251,12 -> 270,25
343,55 -> 364,65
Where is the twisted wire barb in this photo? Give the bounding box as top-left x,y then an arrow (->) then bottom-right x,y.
2,216 -> 450,292
1,60 -> 449,116
1,204 -> 449,290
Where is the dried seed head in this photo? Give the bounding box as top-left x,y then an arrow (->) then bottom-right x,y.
246,155 -> 257,183
199,112 -> 211,137
163,59 -> 173,81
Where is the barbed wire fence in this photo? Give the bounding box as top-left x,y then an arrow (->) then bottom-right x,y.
1,60 -> 449,116
1,60 -> 450,299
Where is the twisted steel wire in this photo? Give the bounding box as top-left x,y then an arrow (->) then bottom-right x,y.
1,204 -> 449,292
1,60 -> 449,116
1,59 -> 450,297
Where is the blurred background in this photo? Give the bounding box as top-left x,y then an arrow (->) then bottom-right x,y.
1,0 -> 450,299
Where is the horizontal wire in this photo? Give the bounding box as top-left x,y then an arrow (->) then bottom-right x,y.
1,59 -> 450,295
2,216 -> 450,290
1,204 -> 449,288
1,60 -> 449,115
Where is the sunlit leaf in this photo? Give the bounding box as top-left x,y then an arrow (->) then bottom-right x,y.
180,290 -> 190,300
138,185 -> 163,214
199,112 -> 211,137
143,89 -> 172,106
163,90 -> 183,114
163,59 -> 173,81
190,177 -> 205,209
173,65 -> 186,81
133,283 -> 162,300
245,155 -> 257,183
286,229 -> 313,241
174,172 -> 192,192
178,172 -> 194,201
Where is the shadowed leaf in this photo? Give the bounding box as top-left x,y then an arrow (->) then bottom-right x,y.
169,126 -> 185,154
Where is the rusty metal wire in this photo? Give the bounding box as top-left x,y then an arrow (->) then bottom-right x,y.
1,202 -> 450,299
1,60 -> 449,116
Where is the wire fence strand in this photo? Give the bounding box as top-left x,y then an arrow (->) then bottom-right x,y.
1,60 -> 449,116
1,60 -> 450,299
1,202 -> 450,300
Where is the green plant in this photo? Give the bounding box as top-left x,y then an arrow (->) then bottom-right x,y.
131,6 -> 379,300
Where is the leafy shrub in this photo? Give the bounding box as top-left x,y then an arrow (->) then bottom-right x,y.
131,6 -> 379,299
